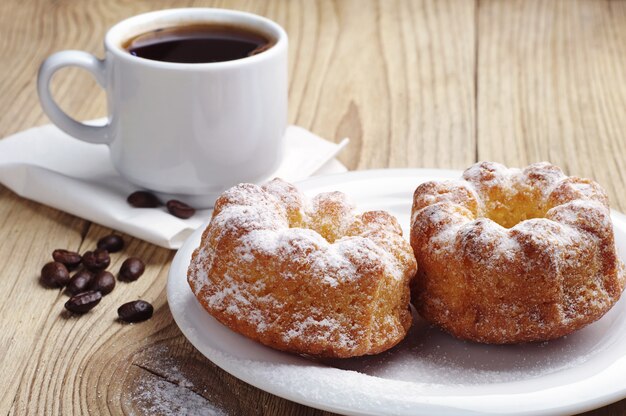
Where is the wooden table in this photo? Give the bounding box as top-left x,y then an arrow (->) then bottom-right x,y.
1,0 -> 625,414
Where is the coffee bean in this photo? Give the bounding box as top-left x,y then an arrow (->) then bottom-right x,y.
127,191 -> 160,208
66,269 -> 94,295
65,291 -> 102,314
52,249 -> 82,269
90,271 -> 116,295
41,262 -> 70,288
82,249 -> 110,271
119,257 -> 145,281
97,235 -> 125,253
166,199 -> 195,219
118,300 -> 153,323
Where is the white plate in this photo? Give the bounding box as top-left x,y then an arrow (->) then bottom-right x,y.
167,169 -> 626,416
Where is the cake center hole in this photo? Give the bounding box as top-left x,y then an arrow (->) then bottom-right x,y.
483,192 -> 548,228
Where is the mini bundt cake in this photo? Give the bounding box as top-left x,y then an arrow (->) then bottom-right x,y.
410,161 -> 625,344
188,178 -> 417,357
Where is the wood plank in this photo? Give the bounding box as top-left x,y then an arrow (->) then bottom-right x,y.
291,0 -> 477,170
0,190 -> 87,412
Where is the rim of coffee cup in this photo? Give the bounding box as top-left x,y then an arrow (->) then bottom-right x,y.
104,8 -> 288,69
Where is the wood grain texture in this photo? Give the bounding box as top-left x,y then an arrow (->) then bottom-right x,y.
0,0 -> 625,414
287,0 -> 476,170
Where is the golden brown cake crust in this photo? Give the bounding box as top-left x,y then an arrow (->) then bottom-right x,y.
410,161 -> 625,344
188,179 -> 417,358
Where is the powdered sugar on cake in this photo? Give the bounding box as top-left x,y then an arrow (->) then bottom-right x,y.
416,163 -> 613,267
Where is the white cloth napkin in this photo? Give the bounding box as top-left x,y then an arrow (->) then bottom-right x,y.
0,123 -> 348,249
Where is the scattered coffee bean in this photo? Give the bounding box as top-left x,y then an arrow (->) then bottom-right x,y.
166,199 -> 195,219
66,269 -> 94,295
127,191 -> 160,208
41,262 -> 70,288
97,234 -> 125,253
65,291 -> 102,314
90,271 -> 116,295
52,249 -> 82,269
119,257 -> 145,281
82,248 -> 110,271
118,300 -> 153,323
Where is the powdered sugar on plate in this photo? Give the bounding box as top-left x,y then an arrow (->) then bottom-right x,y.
130,377 -> 226,416
126,345 -> 228,416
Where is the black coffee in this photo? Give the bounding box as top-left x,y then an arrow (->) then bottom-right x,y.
124,24 -> 272,63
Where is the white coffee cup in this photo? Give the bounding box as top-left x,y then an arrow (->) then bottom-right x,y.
37,8 -> 287,208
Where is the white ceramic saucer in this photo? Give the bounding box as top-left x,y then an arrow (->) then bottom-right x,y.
167,169 -> 626,416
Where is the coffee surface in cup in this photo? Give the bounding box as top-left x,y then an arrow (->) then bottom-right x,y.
124,24 -> 271,63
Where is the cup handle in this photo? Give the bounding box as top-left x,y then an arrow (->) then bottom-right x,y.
37,50 -> 111,145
